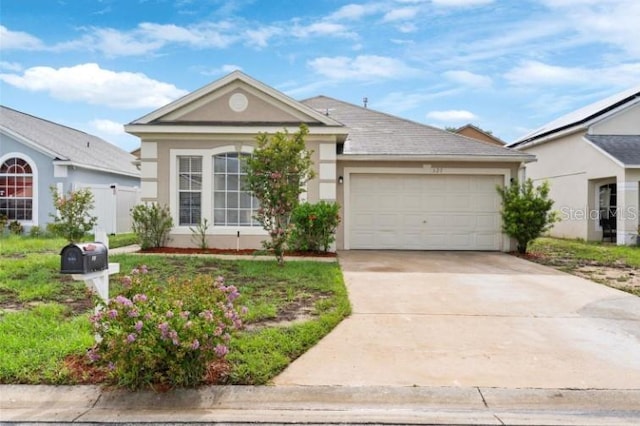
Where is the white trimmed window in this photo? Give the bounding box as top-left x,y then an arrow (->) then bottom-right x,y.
170,147 -> 263,234
213,153 -> 260,227
178,156 -> 202,226
0,157 -> 34,221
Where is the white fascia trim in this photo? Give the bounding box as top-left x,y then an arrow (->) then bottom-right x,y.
582,136 -> 626,168
512,126 -> 585,150
52,160 -> 141,178
129,71 -> 344,127
341,166 -> 512,251
338,154 -> 535,163
124,124 -> 348,136
0,127 -> 61,159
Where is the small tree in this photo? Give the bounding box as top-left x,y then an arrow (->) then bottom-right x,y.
49,187 -> 97,243
497,179 -> 558,254
245,125 -> 315,265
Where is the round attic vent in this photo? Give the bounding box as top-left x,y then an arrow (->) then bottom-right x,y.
229,93 -> 248,112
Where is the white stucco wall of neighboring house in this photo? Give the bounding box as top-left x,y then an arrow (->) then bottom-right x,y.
520,131 -> 624,241
590,102 -> 640,135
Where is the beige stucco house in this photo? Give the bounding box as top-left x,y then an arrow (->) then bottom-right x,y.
510,85 -> 640,245
125,71 -> 533,251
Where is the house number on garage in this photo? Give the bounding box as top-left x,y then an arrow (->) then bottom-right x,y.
431,167 -> 444,174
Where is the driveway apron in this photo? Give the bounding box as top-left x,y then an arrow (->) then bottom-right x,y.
273,251 -> 640,388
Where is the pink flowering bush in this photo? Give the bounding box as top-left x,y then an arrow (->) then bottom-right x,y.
88,266 -> 246,389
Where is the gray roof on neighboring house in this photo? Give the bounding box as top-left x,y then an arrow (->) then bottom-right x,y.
0,106 -> 139,177
301,96 -> 532,160
586,135 -> 640,166
511,85 -> 640,147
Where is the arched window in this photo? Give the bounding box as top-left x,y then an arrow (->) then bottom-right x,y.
213,153 -> 260,226
0,157 -> 34,221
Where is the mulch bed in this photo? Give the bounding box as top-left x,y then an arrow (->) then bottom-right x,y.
139,247 -> 337,257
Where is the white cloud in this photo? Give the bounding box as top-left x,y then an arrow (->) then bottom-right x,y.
308,55 -> 419,81
0,61 -> 22,72
431,0 -> 494,6
202,64 -> 243,76
383,7 -> 420,22
397,23 -> 418,33
443,70 -> 492,88
0,26 -> 44,50
504,60 -> 640,88
0,63 -> 188,109
245,26 -> 282,48
328,4 -> 377,20
539,0 -> 640,57
86,28 -> 165,56
292,22 -> 356,39
504,61 -> 583,86
90,119 -> 125,136
426,109 -> 478,121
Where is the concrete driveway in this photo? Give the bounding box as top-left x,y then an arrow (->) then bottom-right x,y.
274,251 -> 640,388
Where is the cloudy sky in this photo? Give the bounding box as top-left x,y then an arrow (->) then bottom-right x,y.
1,0 -> 639,151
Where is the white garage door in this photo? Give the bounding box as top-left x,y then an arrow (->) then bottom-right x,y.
349,174 -> 503,250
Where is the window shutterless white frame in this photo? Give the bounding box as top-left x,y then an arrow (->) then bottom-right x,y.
169,146 -> 266,235
177,156 -> 203,226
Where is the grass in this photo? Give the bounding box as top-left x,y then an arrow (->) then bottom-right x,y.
0,236 -> 350,385
528,237 -> 640,297
0,304 -> 93,384
0,232 -> 138,257
529,237 -> 640,268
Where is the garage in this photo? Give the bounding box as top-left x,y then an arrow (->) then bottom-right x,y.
348,173 -> 503,250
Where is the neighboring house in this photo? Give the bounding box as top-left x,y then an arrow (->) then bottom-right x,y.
0,106 -> 141,234
454,124 -> 505,146
510,85 -> 640,245
125,71 -> 533,251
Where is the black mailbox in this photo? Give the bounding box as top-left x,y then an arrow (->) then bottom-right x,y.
60,243 -> 109,274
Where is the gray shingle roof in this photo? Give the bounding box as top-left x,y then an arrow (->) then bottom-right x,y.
301,96 -> 531,160
511,85 -> 640,147
0,106 -> 139,177
586,135 -> 640,166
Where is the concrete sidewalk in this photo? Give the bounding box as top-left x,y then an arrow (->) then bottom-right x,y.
2,384 -> 640,425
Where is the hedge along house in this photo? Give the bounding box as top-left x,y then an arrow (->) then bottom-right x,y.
0,106 -> 141,234
125,71 -> 534,251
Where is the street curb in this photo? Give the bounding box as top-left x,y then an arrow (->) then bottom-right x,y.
2,385 -> 640,424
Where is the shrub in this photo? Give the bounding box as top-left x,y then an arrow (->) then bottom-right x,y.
289,201 -> 341,252
131,203 -> 173,249
497,179 -> 558,254
189,218 -> 209,250
48,187 -> 97,243
89,267 -> 246,389
0,214 -> 7,234
29,225 -> 43,238
8,220 -> 23,235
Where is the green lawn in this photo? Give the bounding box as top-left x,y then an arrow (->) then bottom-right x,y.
0,235 -> 350,385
